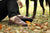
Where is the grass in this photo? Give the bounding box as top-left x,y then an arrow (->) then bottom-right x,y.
0,15 -> 50,33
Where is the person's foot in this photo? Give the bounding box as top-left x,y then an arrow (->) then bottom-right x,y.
17,15 -> 32,19
8,16 -> 27,26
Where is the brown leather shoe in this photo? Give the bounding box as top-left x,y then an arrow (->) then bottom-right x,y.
8,16 -> 27,26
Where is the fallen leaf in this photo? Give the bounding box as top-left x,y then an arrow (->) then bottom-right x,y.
26,21 -> 31,25
7,28 -> 11,31
0,24 -> 2,30
47,18 -> 48,20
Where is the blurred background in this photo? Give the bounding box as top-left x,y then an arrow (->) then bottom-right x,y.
19,0 -> 49,16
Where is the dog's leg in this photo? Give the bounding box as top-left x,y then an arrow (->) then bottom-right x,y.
45,0 -> 48,6
32,0 -> 37,19
39,0 -> 45,15
26,0 -> 29,16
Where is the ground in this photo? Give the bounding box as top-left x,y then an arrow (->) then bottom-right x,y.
0,0 -> 50,33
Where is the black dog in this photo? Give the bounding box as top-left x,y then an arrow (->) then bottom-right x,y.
46,0 -> 50,15
26,0 -> 50,19
39,0 -> 45,15
26,0 -> 37,19
26,0 -> 44,19
39,0 -> 50,15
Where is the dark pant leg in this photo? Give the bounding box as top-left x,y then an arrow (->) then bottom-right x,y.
0,0 -> 8,21
0,0 -> 20,21
0,9 -> 8,21
26,0 -> 29,16
7,0 -> 20,18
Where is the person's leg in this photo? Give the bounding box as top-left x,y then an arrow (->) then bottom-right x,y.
39,0 -> 45,15
7,0 -> 27,26
0,9 -> 8,22
0,0 -> 8,22
26,0 -> 29,16
7,0 -> 20,17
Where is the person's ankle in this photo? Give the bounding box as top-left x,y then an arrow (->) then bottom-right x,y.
9,16 -> 17,22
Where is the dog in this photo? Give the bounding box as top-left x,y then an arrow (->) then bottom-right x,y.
26,0 -> 50,19
46,0 -> 50,15
26,0 -> 37,19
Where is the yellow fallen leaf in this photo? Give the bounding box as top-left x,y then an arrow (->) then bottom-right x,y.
26,21 -> 31,25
